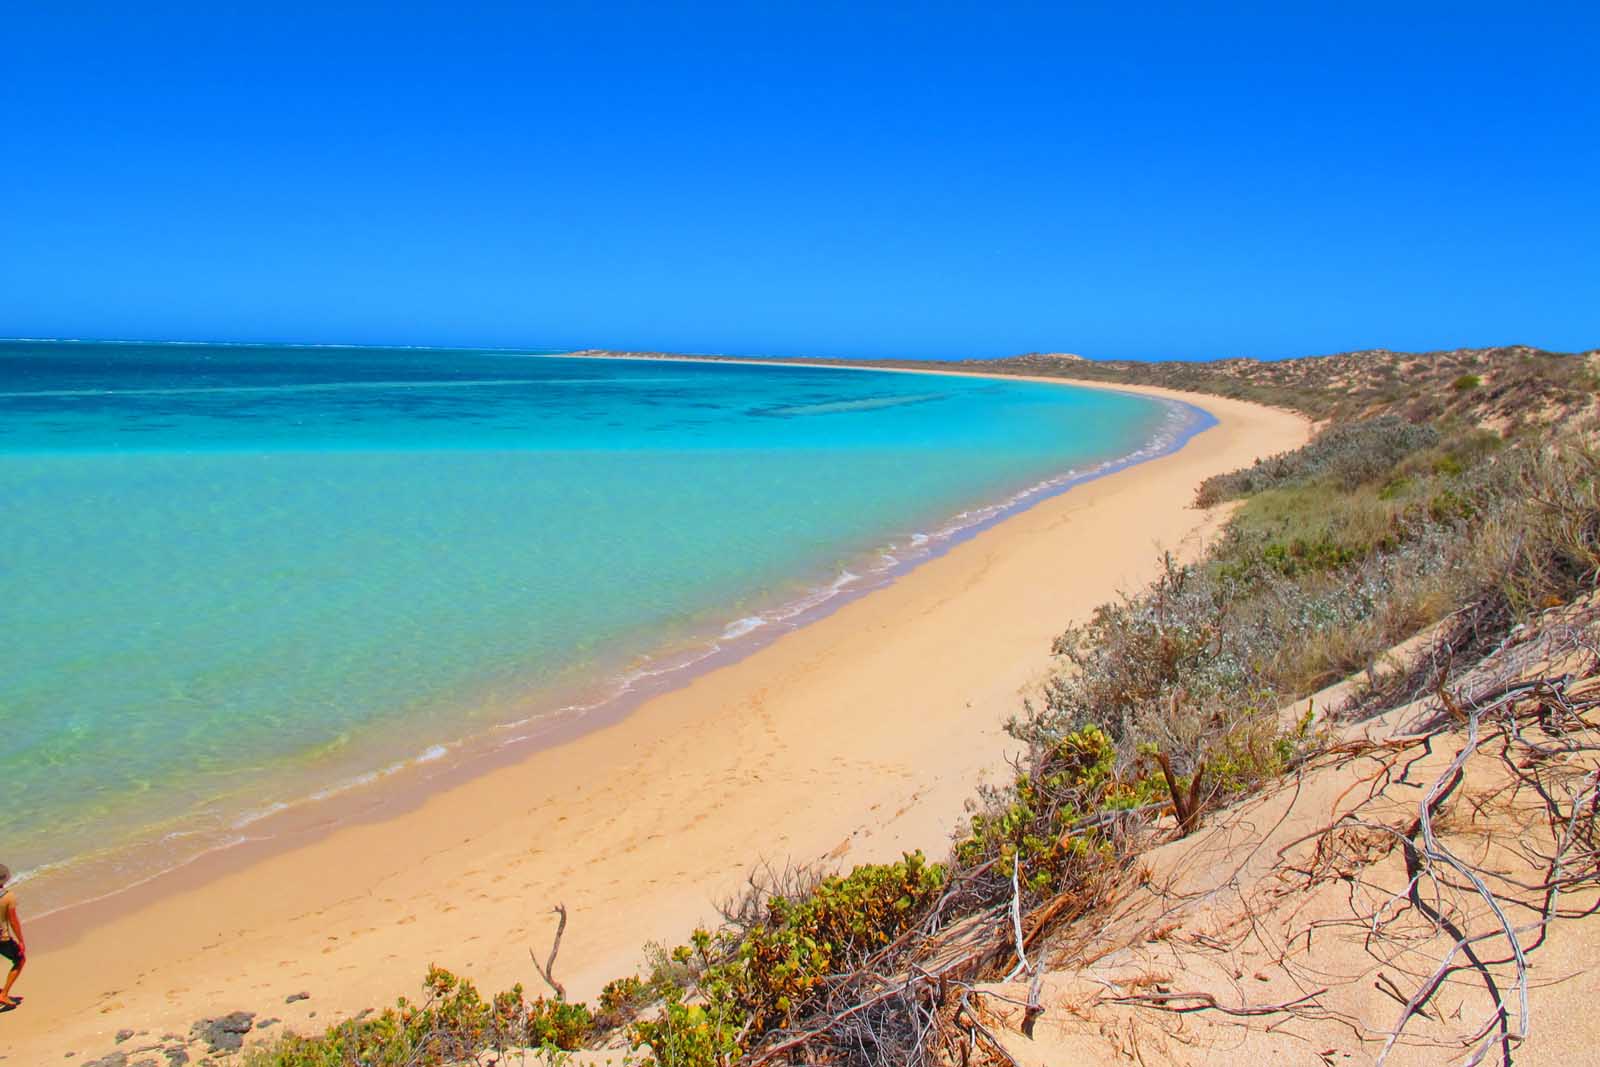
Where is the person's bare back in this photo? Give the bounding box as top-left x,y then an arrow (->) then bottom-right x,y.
0,864 -> 26,1008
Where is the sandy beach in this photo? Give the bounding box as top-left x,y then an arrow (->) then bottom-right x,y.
1,374 -> 1308,1062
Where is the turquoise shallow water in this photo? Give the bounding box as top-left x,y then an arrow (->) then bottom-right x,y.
0,341 -> 1201,910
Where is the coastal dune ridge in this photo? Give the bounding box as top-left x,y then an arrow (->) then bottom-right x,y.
1,354 -> 1309,1062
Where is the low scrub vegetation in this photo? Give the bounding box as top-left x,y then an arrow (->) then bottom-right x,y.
1195,414 -> 1441,505
630,852 -> 948,1063
242,966 -> 589,1067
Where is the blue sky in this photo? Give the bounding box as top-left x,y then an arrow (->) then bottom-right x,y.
3,3 -> 1596,360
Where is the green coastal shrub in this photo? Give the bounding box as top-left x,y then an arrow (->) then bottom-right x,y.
625,852 -> 945,1065
954,723 -> 1162,893
244,967 -> 592,1067
1219,484 -> 1404,577
593,973 -> 651,1032
735,852 -> 944,1028
630,986 -> 743,1067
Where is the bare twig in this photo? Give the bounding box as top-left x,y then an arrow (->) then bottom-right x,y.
1106,987 -> 1327,1017
529,903 -> 568,1001
957,991 -> 1024,1067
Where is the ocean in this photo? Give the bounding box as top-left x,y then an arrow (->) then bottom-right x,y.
0,340 -> 1207,912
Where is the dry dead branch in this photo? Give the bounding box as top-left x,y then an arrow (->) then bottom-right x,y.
1105,986 -> 1327,1017
529,903 -> 568,1002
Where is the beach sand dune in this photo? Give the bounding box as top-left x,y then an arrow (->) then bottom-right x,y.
4,377 -> 1307,1062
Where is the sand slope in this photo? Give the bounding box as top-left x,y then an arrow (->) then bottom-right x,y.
1,379 -> 1306,1063
970,598 -> 1600,1067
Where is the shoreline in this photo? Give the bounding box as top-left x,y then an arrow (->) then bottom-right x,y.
17,368 -> 1206,926
4,367 -> 1308,1061
16,362 -> 1207,925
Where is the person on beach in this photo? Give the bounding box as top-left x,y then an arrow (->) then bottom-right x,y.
0,864 -> 24,1008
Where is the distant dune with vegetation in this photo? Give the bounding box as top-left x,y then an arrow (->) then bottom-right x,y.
951,343 -> 1599,428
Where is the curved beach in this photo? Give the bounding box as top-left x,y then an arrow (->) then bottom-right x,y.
5,375 -> 1308,1061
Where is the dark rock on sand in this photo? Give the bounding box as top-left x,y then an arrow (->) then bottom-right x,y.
115,1030 -> 135,1043
189,1011 -> 255,1053
284,991 -> 310,1004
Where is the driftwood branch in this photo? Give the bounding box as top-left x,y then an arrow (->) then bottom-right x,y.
529,903 -> 568,1001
